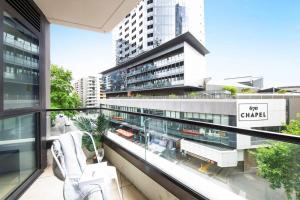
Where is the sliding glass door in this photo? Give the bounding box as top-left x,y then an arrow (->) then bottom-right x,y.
0,114 -> 38,200
0,0 -> 45,198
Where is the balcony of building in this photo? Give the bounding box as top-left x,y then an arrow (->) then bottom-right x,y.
19,163 -> 147,200
30,107 -> 299,200
1,0 -> 300,200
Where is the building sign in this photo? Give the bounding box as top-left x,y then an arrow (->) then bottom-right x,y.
238,103 -> 268,121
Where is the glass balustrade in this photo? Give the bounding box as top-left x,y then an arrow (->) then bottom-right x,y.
45,108 -> 300,200
127,67 -> 184,85
100,108 -> 300,200
3,34 -> 39,54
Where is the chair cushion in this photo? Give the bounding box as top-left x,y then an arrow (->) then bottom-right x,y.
58,133 -> 83,178
64,178 -> 104,200
70,131 -> 87,171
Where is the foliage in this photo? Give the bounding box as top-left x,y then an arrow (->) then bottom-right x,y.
73,117 -> 95,133
82,134 -> 102,153
169,93 -> 177,98
241,88 -> 256,94
222,86 -> 238,95
255,115 -> 300,199
50,64 -> 81,121
74,114 -> 108,152
188,92 -> 198,97
277,89 -> 288,94
282,114 -> 300,136
95,114 -> 109,134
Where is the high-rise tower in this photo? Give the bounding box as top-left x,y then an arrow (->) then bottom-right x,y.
112,0 -> 205,64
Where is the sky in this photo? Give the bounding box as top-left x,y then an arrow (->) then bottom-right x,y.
50,0 -> 300,87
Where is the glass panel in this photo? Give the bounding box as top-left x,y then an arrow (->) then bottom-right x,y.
213,114 -> 221,124
221,115 -> 229,126
3,12 -> 40,109
0,114 -> 37,200
47,109 -> 101,138
187,112 -> 193,119
102,108 -> 300,200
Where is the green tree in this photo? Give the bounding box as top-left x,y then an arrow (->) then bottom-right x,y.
188,92 -> 198,97
50,64 -> 81,121
168,93 -> 177,98
135,93 -> 143,97
282,114 -> 300,135
255,115 -> 300,199
277,89 -> 288,94
223,86 -> 238,95
241,88 -> 256,94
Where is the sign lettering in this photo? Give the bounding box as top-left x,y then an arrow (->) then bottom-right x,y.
238,103 -> 268,121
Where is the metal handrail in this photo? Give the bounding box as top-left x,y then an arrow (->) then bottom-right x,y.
99,107 -> 300,145
45,107 -> 300,145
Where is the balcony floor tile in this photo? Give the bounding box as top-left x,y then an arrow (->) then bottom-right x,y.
20,166 -> 148,200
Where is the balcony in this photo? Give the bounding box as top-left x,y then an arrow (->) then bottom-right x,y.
127,79 -> 184,91
4,73 -> 39,85
19,164 -> 147,200
3,34 -> 39,55
41,108 -> 300,200
1,0 -> 299,200
4,54 -> 39,69
127,68 -> 184,84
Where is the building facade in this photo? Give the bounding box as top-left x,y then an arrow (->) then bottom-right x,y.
112,0 -> 205,64
74,76 -> 100,107
100,0 -> 298,172
101,95 -> 291,168
0,1 -> 50,199
103,32 -> 209,97
99,74 -> 106,99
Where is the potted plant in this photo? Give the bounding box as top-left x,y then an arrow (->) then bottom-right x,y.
74,113 -> 108,162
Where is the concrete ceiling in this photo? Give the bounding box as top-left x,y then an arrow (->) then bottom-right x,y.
33,0 -> 139,32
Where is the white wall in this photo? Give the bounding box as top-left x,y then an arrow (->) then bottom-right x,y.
183,42 -> 207,87
236,99 -> 286,128
181,139 -> 238,167
185,0 -> 205,44
235,99 -> 286,149
236,135 -> 252,150
102,98 -> 236,115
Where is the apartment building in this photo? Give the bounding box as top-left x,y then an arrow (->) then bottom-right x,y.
101,0 -> 300,171
99,74 -> 106,99
113,0 -> 205,64
103,32 -> 209,97
74,76 -> 100,107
